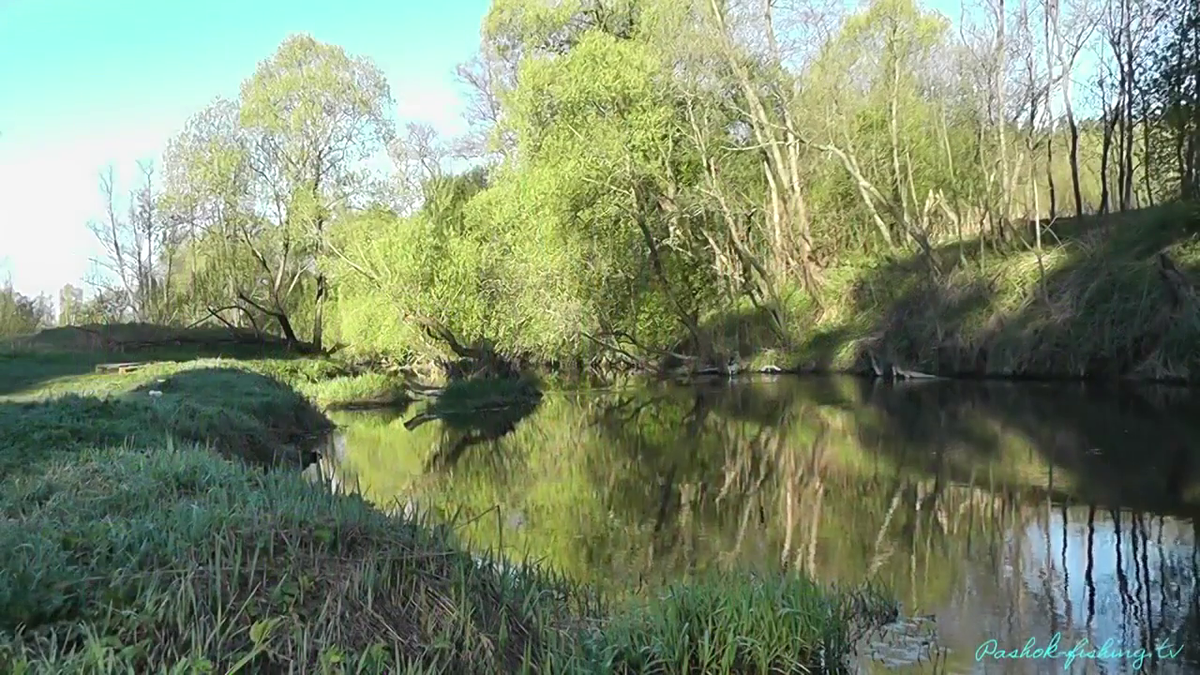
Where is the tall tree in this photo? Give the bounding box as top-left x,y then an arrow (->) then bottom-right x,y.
0,282 -> 53,337
87,161 -> 177,322
1050,0 -> 1099,217
57,284 -> 83,326
162,34 -> 396,349
238,34 -> 396,350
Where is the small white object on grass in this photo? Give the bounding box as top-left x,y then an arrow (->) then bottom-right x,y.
148,390 -> 163,397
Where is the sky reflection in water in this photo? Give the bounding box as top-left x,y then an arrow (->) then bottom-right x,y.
317,376 -> 1200,674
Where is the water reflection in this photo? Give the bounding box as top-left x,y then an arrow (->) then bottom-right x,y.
320,377 -> 1200,673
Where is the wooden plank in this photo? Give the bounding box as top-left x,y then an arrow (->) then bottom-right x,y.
95,362 -> 149,374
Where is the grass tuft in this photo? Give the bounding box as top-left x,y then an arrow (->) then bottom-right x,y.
593,572 -> 896,674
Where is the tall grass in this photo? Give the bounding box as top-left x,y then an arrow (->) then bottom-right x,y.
0,357 -> 896,673
0,442 -> 583,673
787,202 -> 1200,381
592,573 -> 896,674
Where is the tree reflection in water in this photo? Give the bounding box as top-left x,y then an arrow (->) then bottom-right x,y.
321,376 -> 1200,673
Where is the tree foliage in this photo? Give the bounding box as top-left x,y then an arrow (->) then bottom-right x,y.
0,283 -> 53,337
77,1 -> 1199,365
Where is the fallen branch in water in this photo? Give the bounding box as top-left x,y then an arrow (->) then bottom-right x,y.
581,331 -> 647,370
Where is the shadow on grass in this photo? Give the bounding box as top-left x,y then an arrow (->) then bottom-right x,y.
0,323 -> 310,398
0,367 -> 333,477
794,201 -> 1200,382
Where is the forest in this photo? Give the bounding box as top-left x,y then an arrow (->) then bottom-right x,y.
6,0 -> 1200,381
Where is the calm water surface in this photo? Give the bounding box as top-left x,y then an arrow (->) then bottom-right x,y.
315,376 -> 1200,674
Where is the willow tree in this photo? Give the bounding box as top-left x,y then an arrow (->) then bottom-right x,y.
160,35 -> 395,349
456,0 -> 726,358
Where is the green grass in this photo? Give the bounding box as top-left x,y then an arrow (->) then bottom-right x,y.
0,366 -> 332,476
0,350 -> 410,409
593,572 -> 895,674
0,349 -> 895,673
0,441 -> 585,673
696,202 -> 1200,383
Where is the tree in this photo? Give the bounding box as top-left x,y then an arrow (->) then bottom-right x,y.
710,0 -> 817,282
58,284 -> 84,326
802,0 -> 947,267
0,282 -> 53,337
1142,0 -> 1200,200
386,122 -> 452,216
66,0 -> 1200,370
238,34 -> 396,350
453,50 -> 517,162
75,287 -> 130,325
161,34 -> 396,350
87,161 -> 178,322
1049,0 -> 1100,217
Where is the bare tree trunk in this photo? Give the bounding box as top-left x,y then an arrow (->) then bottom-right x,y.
996,0 -> 1013,240
1188,131 -> 1199,199
1120,0 -> 1136,210
1116,102 -> 1129,210
762,0 -> 778,65
1050,0 -> 1086,217
1141,86 -> 1155,206
1064,88 -> 1083,215
1018,0 -> 1041,233
1104,3 -> 1132,212
1176,21 -> 1195,196
1024,33 -> 1044,250
1044,0 -> 1058,221
889,20 -> 910,246
312,272 -> 326,351
704,0 -> 816,316
1099,71 -> 1114,214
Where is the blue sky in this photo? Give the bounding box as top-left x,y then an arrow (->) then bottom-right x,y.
0,0 -> 490,300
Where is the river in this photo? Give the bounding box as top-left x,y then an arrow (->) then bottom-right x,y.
313,376 -> 1200,674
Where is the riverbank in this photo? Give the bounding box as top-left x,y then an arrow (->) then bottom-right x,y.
315,204 -> 1200,387
0,352 -> 894,672
691,203 -> 1200,385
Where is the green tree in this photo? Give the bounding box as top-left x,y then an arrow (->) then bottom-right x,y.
57,284 -> 83,327
160,34 -> 395,349
0,282 -> 53,337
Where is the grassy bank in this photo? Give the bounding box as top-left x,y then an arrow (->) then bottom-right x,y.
696,203 -> 1200,383
318,203 -> 1200,386
0,325 -> 412,411
0,351 -> 893,673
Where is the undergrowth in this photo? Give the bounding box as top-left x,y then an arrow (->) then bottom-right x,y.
787,202 -> 1200,381
319,203 -> 1200,384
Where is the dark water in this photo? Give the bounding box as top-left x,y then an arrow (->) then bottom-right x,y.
314,376 -> 1200,674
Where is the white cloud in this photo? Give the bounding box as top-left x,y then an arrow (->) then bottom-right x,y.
394,77 -> 468,136
0,123 -> 173,299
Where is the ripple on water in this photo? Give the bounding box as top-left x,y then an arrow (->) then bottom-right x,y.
855,615 -> 944,673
